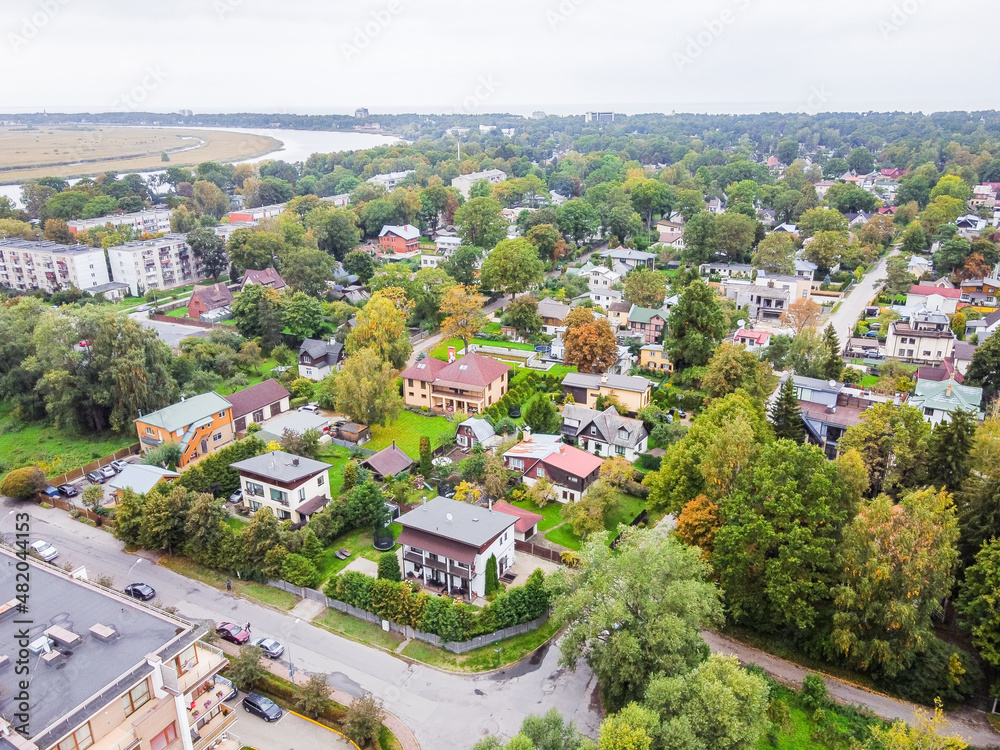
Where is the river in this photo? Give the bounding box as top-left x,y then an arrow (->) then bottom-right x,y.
0,127 -> 402,208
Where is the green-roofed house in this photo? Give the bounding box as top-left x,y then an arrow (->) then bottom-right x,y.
909,378 -> 984,427
627,304 -> 669,344
134,391 -> 235,467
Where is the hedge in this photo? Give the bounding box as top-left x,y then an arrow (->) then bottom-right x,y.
324,568 -> 549,642
176,436 -> 267,496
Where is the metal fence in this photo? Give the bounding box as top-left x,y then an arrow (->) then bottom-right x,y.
327,437 -> 375,453
266,580 -> 550,654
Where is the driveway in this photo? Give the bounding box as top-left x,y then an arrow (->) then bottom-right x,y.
129,310 -> 209,348
233,709 -> 355,750
825,249 -> 898,346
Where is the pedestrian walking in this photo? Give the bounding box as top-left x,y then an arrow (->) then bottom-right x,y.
245,622 -> 250,632
226,579 -> 232,591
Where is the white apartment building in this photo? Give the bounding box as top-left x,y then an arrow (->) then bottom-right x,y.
108,234 -> 205,296
226,203 -> 286,223
67,208 -> 172,236
451,169 -> 508,199
0,238 -> 109,294
367,170 -> 415,190
229,450 -> 332,524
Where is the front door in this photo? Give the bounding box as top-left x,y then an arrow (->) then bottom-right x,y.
201,440 -> 208,453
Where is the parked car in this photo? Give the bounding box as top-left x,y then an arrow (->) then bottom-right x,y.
332,420 -> 347,429
124,583 -> 156,601
136,304 -> 151,312
214,674 -> 238,701
57,483 -> 79,497
416,351 -> 427,360
86,471 -> 106,484
864,331 -> 879,338
29,540 -> 59,562
110,459 -> 130,472
298,404 -> 319,413
252,637 -> 285,659
228,489 -> 243,504
242,692 -> 282,722
216,622 -> 250,645
99,466 -> 117,480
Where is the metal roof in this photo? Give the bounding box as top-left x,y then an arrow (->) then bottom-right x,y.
136,391 -> 231,433
398,497 -> 515,548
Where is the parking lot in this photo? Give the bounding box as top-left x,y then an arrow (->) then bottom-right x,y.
232,709 -> 356,750
50,453 -> 144,506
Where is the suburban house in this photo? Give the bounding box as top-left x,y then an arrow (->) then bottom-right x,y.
908,256 -> 933,278
655,220 -> 685,247
733,328 -> 772,352
954,340 -> 977,375
457,417 -> 502,450
0,550 -> 233,750
187,282 -> 234,321
360,441 -> 416,481
580,287 -> 625,308
397,496 -> 516,599
134,392 -> 235,468
885,309 -> 956,364
723,283 -> 789,321
399,353 -> 511,414
378,224 -> 421,254
107,464 -> 179,500
226,379 -> 291,433
89,281 -> 130,301
491,501 -> 544,542
627,305 -> 669,344
240,267 -> 286,292
607,300 -> 632,329
598,247 -> 656,270
368,169 -> 416,190
560,404 -> 649,461
537,297 -> 572,334
905,285 -> 961,314
960,277 -> 1000,309
909,378 -> 984,427
255,409 -> 330,445
230,450 -> 332,524
503,435 -> 604,503
966,309 -> 1000,340
573,261 -> 627,290
700,262 -> 754,280
795,258 -> 818,282
791,376 -> 889,460
298,338 -> 344,381
451,169 -> 508,199
639,344 -> 673,373
561,372 -> 653,415
773,223 -> 798,235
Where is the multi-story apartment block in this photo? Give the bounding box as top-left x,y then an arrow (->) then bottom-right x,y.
108,235 -> 205,296
226,204 -> 285,223
0,239 -> 109,294
451,169 -> 508,199
0,549 -> 237,750
66,208 -> 172,236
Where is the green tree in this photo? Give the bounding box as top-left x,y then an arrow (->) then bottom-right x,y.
343,248 -> 376,282
552,526 -> 723,710
183,491 -> 228,558
751,232 -> 796,275
622,268 -> 666,308
700,341 -> 774,401
524,396 -> 561,434
226,229 -> 284,277
281,553 -> 320,587
598,703 -> 658,750
955,418 -> 1000,565
826,183 -> 878,214
679,211 -> 716,265
820,323 -> 843,380
442,245 -> 485,285
230,284 -> 283,342
0,466 -> 46,499
769,376 -> 804,442
377,551 -> 402,581
900,221 -> 927,254
187,227 -> 228,281
279,427 -> 322,460
308,205 -> 360,260
957,539 -> 1000,672
139,485 -> 189,553
930,174 -> 971,203
281,292 -> 325,339
228,644 -> 266,691
884,255 -> 916,297
527,223 -> 564,263
502,296 -> 543,339
295,673 -> 332,719
345,693 -> 385,747
345,291 -> 412,370
481,238 -> 546,298
556,199 -> 599,245
847,147 -> 875,174
714,212 -> 757,263
665,279 -> 727,369
282,248 -> 336,298
797,207 -> 848,238
419,435 -> 432,477
561,481 -> 622,539
347,480 -> 389,532
455,196 -> 507,249
925,410 -> 976,493
485,553 -> 499,596
838,402 -> 931,497
334,347 -> 403,427
965,331 -> 1000,399
831,488 -> 959,678
300,528 -> 323,562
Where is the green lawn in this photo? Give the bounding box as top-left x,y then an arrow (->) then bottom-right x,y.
400,618 -> 560,672
511,498 -> 565,532
164,306 -> 190,318
313,607 -> 406,651
313,523 -> 402,585
366,410 -> 456,455
317,444 -> 352,499
224,516 -> 248,532
515,492 -> 647,551
861,375 -> 878,388
430,337 -> 538,361
214,359 -> 282,396
158,554 -> 300,609
0,401 -> 137,476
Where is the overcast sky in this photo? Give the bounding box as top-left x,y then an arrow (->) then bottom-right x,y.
0,0 -> 991,116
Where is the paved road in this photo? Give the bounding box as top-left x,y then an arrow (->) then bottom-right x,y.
703,631 -> 999,749
8,500 -> 602,750
825,249 -> 899,346
129,310 -> 209,348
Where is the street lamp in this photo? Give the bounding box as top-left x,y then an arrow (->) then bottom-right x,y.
287,618 -> 301,685
0,510 -> 16,546
128,558 -> 144,578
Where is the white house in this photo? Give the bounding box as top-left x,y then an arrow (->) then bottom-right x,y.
397,497 -> 517,600
733,328 -> 772,352
905,285 -> 961,315
560,405 -> 649,461
908,378 -> 984,427
229,450 -> 332,524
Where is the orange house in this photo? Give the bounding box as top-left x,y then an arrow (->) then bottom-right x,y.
135,392 -> 235,467
378,224 -> 420,253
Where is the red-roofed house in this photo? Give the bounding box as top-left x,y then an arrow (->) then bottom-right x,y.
733,328 -> 771,352
226,379 -> 291,433
906,285 -> 961,315
241,267 -> 286,292
492,501 -> 544,541
881,168 -> 906,179
503,436 -> 604,503
378,224 -> 420,254
400,353 -> 511,414
187,282 -> 234,320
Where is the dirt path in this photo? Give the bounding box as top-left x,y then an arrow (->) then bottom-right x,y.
703,631 -> 1000,748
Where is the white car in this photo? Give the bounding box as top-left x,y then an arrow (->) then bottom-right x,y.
29,540 -> 59,562
110,459 -> 130,472
297,404 -> 319,414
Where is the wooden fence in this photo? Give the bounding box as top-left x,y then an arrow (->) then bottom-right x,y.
149,313 -> 220,329
46,496 -> 115,526
46,444 -> 141,485
514,540 -> 563,564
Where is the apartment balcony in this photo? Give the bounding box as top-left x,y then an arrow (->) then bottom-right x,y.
177,641 -> 228,695
403,550 -> 470,576
191,708 -> 237,750
91,726 -> 139,750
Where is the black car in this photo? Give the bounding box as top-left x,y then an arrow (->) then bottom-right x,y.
124,583 -> 156,601
57,483 -> 79,497
86,470 -> 106,484
243,692 -> 282,722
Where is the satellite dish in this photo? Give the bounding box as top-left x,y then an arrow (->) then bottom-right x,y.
829,380 -> 837,387
737,319 -> 746,328
446,513 -> 453,522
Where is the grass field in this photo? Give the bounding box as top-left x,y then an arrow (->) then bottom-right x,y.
0,401 -> 137,476
158,554 -> 300,609
317,444 -> 352,498
366,410 -> 456,455
513,492 -> 646,551
313,523 -> 402,584
214,359 -> 281,396
313,607 -> 406,651
400,618 -> 560,671
0,126 -> 281,183
429,337 -> 537,361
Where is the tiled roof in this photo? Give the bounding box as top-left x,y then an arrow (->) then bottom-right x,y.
910,378 -> 983,415
492,501 -> 544,534
225,379 -> 290,419
361,442 -> 415,477
190,282 -> 233,311
435,353 -> 510,389
242,267 -> 286,290
909,285 -> 961,299
542,444 -> 604,477
628,305 -> 668,324
562,372 -> 652,394
399,357 -> 448,382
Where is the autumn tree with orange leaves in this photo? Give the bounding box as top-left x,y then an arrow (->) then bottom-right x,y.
563,307 -> 619,374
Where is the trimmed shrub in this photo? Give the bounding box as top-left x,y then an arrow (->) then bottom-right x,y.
281,553 -> 319,588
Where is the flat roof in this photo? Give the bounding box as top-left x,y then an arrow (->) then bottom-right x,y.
0,239 -> 101,256
0,551 -> 191,745
230,450 -> 330,483
398,497 -> 515,547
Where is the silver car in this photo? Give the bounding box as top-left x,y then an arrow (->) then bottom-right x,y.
99,466 -> 117,480
29,540 -> 59,562
110,459 -> 130,472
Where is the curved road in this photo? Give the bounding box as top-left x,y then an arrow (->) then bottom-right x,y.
825,249 -> 899,345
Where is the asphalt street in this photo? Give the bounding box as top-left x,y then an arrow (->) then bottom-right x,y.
825,248 -> 899,344
6,500 -> 603,750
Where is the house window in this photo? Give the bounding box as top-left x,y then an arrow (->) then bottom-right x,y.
173,643 -> 197,675
218,412 -> 226,418
537,466 -> 545,478
318,473 -> 324,487
213,433 -> 222,442
615,445 -> 626,456
508,458 -> 524,470
590,426 -> 597,435
121,679 -> 151,716
298,488 -> 306,501
150,722 -> 177,750
562,491 -> 568,500
408,379 -> 414,387
57,724 -> 94,750
145,426 -> 155,436
245,481 -> 264,497
271,488 -> 288,505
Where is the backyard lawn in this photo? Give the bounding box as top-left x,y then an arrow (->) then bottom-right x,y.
214,359 -> 282,396
0,401 -> 137,476
513,492 -> 647,551
313,523 -> 402,584
317,444 -> 352,499
366,410 -> 457,455
430,337 -> 537,361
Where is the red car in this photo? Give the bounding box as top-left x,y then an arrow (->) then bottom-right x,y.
216,622 -> 250,645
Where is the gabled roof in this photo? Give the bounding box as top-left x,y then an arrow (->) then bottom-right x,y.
562,372 -> 652,394
360,442 -> 415,477
734,328 -> 771,345
628,305 -> 668,324
908,285 -> 961,299
242,267 -> 286,290
399,357 -> 449,383
492,501 -> 544,534
910,378 -> 983,415
225,379 -> 291,419
190,282 -> 233,311
299,338 -> 343,365
537,297 -> 571,321
541,443 -> 605,477
599,248 -> 655,261
434,353 -> 511,389
379,224 -> 420,240
459,417 -> 495,443
561,404 -> 648,449
137,391 -> 231,432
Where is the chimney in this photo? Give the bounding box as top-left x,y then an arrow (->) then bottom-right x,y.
292,458 -> 299,466
600,374 -> 608,384
947,383 -> 953,397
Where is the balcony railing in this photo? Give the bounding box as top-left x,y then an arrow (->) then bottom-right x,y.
177,641 -> 227,695
192,706 -> 237,750
91,727 -> 139,750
